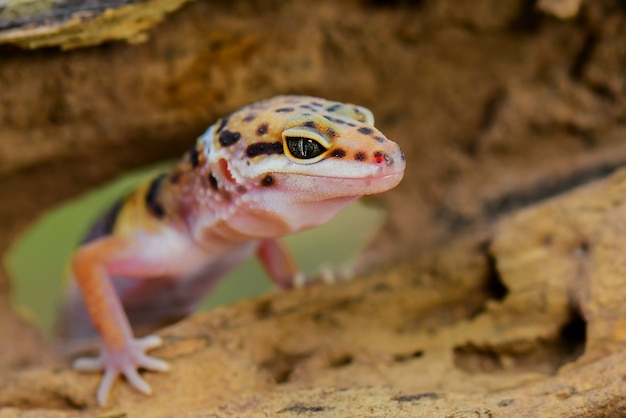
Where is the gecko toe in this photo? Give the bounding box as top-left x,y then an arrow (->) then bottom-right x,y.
122,366 -> 152,395
97,368 -> 119,406
76,334 -> 167,405
138,354 -> 170,372
135,335 -> 163,350
74,356 -> 104,372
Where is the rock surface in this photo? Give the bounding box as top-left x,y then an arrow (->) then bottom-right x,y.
0,0 -> 191,49
3,170 -> 626,416
1,0 -> 626,416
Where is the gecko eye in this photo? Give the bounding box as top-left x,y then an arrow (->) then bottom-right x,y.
282,125 -> 330,164
285,137 -> 327,160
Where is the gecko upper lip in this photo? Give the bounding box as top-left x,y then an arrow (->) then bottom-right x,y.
273,173 -> 399,183
298,170 -> 405,181
284,170 -> 405,192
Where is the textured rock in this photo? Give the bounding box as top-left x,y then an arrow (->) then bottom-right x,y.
537,0 -> 584,18
2,0 -> 626,416
3,170 -> 626,415
0,0 -> 191,49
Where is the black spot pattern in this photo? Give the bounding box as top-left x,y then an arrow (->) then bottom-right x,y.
275,107 -> 294,113
303,121 -> 316,128
246,141 -> 284,157
216,115 -> 230,133
219,130 -> 241,147
169,172 -> 181,184
256,123 -> 269,136
145,173 -> 166,218
327,104 -> 342,112
358,127 -> 374,135
323,115 -> 356,127
81,198 -> 124,244
332,149 -> 346,158
243,113 -> 256,122
355,152 -> 367,161
374,136 -> 386,143
189,145 -> 200,168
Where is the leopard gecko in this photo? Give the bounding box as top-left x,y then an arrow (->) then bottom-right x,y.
60,95 -> 406,405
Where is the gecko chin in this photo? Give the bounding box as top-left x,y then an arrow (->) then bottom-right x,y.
231,169 -> 404,238
228,195 -> 361,238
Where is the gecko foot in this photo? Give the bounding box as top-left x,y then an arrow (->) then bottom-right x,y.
293,264 -> 356,288
73,335 -> 170,406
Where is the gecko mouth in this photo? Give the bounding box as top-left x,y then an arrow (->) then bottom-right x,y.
269,170 -> 405,197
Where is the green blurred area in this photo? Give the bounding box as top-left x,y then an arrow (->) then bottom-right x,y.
4,163 -> 385,337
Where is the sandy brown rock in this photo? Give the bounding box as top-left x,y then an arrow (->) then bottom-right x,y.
537,0 -> 584,18
0,0 -> 191,49
3,170 -> 626,415
2,0 -> 626,416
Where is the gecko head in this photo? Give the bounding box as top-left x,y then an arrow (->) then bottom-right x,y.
203,96 -> 405,236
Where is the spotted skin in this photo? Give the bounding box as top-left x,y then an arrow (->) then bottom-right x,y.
63,95 -> 405,405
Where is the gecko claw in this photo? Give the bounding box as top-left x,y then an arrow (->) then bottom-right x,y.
73,334 -> 169,406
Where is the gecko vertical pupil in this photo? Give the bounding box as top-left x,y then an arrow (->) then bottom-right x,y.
285,137 -> 326,160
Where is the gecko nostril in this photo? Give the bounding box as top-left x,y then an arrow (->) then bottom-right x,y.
374,151 -> 384,164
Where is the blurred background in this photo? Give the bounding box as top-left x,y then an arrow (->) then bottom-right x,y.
1,0 -> 626,374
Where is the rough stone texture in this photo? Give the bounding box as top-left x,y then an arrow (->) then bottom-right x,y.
2,0 -> 626,416
0,0 -> 191,49
3,170 -> 626,416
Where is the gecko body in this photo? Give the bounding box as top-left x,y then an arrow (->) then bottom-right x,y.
61,96 -> 405,405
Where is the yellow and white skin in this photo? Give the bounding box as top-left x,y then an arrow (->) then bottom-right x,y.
60,95 -> 406,405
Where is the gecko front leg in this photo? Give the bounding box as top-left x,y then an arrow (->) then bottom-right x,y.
256,239 -> 306,289
71,235 -> 170,406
